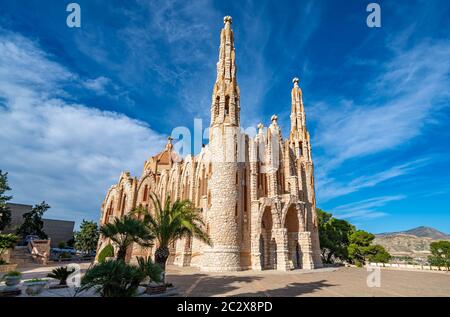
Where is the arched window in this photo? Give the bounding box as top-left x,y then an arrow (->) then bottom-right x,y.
224,96 -> 230,116
215,96 -> 220,118
143,185 -> 148,202
121,195 -> 127,216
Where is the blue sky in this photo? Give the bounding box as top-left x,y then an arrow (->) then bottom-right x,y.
0,0 -> 449,233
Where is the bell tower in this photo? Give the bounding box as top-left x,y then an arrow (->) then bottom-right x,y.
289,77 -> 323,268
210,15 -> 240,128
202,16 -> 242,271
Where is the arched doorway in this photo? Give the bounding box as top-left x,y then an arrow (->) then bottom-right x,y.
285,205 -> 300,269
260,207 -> 276,269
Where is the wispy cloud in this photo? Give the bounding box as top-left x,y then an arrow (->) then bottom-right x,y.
311,38 -> 450,202
83,76 -> 111,95
0,30 -> 166,224
331,195 -> 406,220
318,158 -> 430,201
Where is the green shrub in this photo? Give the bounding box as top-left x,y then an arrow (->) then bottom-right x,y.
137,256 -> 163,284
0,234 -> 18,258
80,260 -> 145,297
2,271 -> 21,279
47,266 -> 75,285
98,244 -> 114,263
57,241 -> 66,249
25,278 -> 48,283
5,270 -> 21,277
59,252 -> 71,259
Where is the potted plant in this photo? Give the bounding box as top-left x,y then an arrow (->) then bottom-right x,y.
47,266 -> 75,289
2,271 -> 22,291
24,278 -> 48,295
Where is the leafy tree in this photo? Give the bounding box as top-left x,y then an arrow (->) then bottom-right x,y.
0,234 -> 18,261
348,230 -> 390,266
348,230 -> 375,266
138,193 -> 211,273
99,215 -> 154,261
0,170 -> 12,231
66,236 -> 75,247
16,201 -> 49,239
365,244 -> 391,263
428,240 -> 450,270
74,220 -> 99,254
317,208 -> 355,263
80,260 -> 145,297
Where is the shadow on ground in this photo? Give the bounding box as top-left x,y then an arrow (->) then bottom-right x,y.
234,280 -> 336,297
167,273 -> 336,297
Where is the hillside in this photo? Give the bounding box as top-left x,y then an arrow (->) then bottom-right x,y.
374,226 -> 450,261
377,226 -> 450,240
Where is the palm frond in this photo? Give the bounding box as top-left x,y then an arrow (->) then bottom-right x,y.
143,192 -> 211,250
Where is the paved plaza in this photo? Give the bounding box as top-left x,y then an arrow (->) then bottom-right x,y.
165,265 -> 450,297
2,263 -> 449,297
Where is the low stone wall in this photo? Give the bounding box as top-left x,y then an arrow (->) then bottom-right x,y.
0,263 -> 17,273
367,262 -> 449,272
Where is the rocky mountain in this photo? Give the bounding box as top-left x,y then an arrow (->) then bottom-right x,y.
377,226 -> 450,240
374,226 -> 450,261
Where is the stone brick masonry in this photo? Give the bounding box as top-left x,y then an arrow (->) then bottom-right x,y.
96,16 -> 323,271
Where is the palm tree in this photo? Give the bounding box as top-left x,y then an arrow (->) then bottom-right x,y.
99,215 -> 155,261
137,193 -> 211,272
47,266 -> 75,286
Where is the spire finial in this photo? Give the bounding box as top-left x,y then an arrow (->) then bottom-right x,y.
271,114 -> 278,123
257,123 -> 264,134
224,15 -> 232,26
166,136 -> 173,150
293,77 -> 300,87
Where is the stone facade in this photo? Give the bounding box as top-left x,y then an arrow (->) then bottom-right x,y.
97,16 -> 323,271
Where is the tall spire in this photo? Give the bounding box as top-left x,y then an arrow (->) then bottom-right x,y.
290,77 -> 312,161
290,77 -> 306,140
210,16 -> 240,127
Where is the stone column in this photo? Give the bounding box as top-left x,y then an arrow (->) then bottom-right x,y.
298,232 -> 314,269
201,125 -> 241,272
273,228 -> 290,271
250,201 -> 263,270
289,176 -> 298,196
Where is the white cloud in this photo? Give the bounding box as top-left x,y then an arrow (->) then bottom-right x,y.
311,40 -> 450,202
83,76 -> 111,95
331,195 -> 406,220
0,31 -> 166,225
317,158 -> 430,201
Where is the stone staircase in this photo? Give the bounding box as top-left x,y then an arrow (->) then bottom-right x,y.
10,246 -> 35,266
